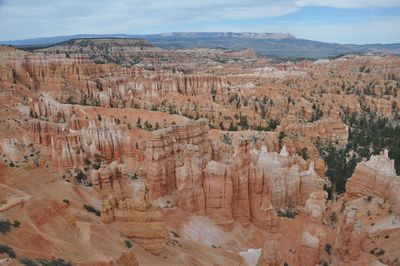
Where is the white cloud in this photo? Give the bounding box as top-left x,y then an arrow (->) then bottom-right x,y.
0,0 -> 399,42
295,0 -> 400,8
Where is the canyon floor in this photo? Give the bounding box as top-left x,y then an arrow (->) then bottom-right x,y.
0,39 -> 399,266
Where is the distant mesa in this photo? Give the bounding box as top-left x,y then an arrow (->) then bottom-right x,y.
56,38 -> 153,48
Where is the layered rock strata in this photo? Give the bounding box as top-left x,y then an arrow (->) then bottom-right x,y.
346,150 -> 400,214
297,191 -> 328,266
257,206 -> 281,266
142,126 -> 325,229
90,161 -> 128,195
100,179 -> 167,255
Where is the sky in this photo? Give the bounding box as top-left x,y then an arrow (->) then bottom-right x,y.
0,0 -> 399,44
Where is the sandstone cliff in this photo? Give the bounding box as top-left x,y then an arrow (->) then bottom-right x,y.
101,179 -> 168,255
346,150 -> 400,214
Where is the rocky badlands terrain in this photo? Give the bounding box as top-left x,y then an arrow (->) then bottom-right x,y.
0,38 -> 399,265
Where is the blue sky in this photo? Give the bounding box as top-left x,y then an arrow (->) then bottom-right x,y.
0,0 -> 399,44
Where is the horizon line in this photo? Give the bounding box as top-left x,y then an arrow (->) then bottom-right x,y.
1,32 -> 399,46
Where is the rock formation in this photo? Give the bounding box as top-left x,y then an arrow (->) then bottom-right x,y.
90,161 -> 128,195
74,251 -> 139,266
101,179 -> 167,255
257,206 -> 281,266
298,191 -> 327,266
336,206 -> 365,263
346,150 -> 400,214
230,139 -> 252,227
203,160 -> 234,229
142,129 -> 325,229
282,117 -> 349,148
143,119 -> 212,199
175,144 -> 205,214
257,234 -> 281,266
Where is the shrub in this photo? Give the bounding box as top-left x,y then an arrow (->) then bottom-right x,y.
370,249 -> 375,255
36,258 -> 72,266
239,115 -> 249,130
324,243 -> 332,255
221,134 -> 232,145
19,258 -> 38,266
12,220 -> 20,228
0,219 -> 12,234
211,87 -> 217,101
329,212 -> 338,224
367,195 -> 372,202
278,131 -> 285,149
74,169 -> 87,184
0,243 -> 16,258
277,208 -> 298,219
267,118 -> 279,130
297,147 -> 309,161
341,202 -> 346,213
63,199 -> 70,205
323,184 -> 333,200
170,231 -> 180,238
144,120 -> 153,131
83,204 -> 101,216
124,240 -> 133,249
228,122 -> 237,131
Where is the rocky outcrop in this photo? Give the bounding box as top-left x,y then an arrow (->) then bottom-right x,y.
141,123 -> 325,229
203,160 -> 234,229
75,251 -> 139,266
336,206 -> 365,263
29,102 -> 134,169
257,234 -> 281,266
81,119 -> 133,161
250,145 -> 281,227
251,145 -> 323,212
90,161 -> 128,195
298,191 -> 328,266
110,251 -> 139,266
100,179 -> 167,255
175,145 -> 205,214
299,162 -> 325,203
282,117 -> 349,148
346,150 -> 400,214
230,139 -> 252,226
22,96 -> 328,230
257,206 -> 281,266
143,120 -> 212,199
1,45 -> 227,110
